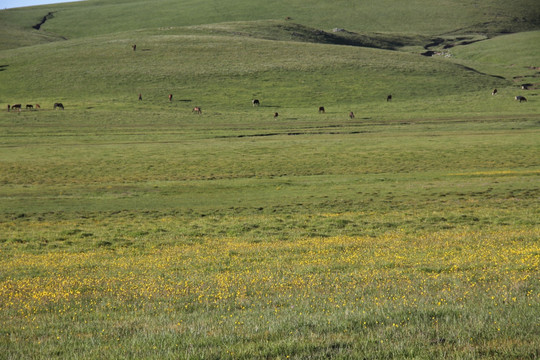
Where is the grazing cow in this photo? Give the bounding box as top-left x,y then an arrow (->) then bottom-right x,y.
26,104 -> 33,110
252,99 -> 260,107
387,94 -> 392,102
492,89 -> 497,95
318,106 -> 325,114
192,106 -> 202,114
515,95 -> 527,103
138,93 -> 142,101
7,105 -> 10,112
521,85 -> 528,90
132,44 -> 136,51
54,102 -> 64,110
35,104 -> 40,109
349,111 -> 355,119
12,104 -> 22,111
274,112 -> 279,119
168,94 -> 173,102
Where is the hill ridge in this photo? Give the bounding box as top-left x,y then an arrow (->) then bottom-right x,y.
1,0 -> 540,50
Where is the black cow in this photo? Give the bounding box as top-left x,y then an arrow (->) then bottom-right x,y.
318,106 -> 325,114
387,94 -> 392,102
515,96 -> 527,103
26,104 -> 33,110
492,89 -> 497,95
12,104 -> 22,111
252,99 -> 260,107
274,112 -> 279,119
54,103 -> 64,110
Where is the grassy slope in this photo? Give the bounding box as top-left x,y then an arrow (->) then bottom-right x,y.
0,29 -> 512,106
450,30 -> 540,85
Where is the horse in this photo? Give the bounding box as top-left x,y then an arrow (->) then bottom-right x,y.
318,106 -> 325,114
252,99 -> 260,107
515,95 -> 527,103
192,106 -> 202,114
349,111 -> 355,119
54,103 -> 64,110
26,104 -> 33,110
387,94 -> 392,102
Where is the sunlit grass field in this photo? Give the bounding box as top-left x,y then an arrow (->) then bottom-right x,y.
1,107 -> 538,358
1,0 -> 540,358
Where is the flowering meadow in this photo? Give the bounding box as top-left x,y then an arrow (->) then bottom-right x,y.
1,219 -> 538,358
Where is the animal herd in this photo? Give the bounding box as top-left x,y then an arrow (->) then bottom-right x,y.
491,88 -> 529,102
7,103 -> 62,112
6,88 -> 531,116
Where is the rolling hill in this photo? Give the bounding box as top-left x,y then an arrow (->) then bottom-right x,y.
1,0 -> 539,112
1,0 -> 540,48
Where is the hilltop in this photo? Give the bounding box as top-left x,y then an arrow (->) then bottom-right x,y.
1,0 -> 540,50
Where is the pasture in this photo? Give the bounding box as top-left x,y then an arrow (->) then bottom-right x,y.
1,0 -> 539,358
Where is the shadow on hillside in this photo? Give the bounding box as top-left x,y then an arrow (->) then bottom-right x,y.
192,21 -> 430,50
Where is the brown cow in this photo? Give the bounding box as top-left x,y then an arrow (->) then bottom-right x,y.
192,106 -> 202,114
349,111 -> 355,119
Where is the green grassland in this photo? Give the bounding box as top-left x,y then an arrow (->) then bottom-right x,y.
1,0 -> 539,358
